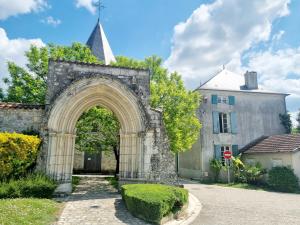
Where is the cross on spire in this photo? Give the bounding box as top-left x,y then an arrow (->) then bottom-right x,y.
95,0 -> 105,22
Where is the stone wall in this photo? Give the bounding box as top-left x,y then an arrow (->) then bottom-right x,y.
43,60 -> 177,193
0,104 -> 44,133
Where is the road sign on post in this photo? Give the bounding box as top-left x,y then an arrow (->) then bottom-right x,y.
224,150 -> 232,159
224,151 -> 232,183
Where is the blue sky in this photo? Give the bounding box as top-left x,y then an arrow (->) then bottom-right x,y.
0,0 -> 299,124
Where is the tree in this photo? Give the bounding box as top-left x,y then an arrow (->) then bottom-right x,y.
76,106 -> 120,174
112,56 -> 201,153
279,113 -> 292,134
1,44 -> 201,155
0,43 -> 100,104
297,110 -> 300,133
0,43 -> 120,173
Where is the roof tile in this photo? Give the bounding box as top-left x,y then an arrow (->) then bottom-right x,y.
242,134 -> 300,153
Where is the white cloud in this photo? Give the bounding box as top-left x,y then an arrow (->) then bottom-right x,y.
0,28 -> 45,87
165,0 -> 290,89
75,0 -> 97,14
41,16 -> 61,27
0,0 -> 48,20
247,47 -> 300,84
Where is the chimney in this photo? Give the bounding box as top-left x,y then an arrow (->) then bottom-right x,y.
244,71 -> 258,90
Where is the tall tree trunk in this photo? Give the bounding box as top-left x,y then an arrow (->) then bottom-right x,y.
113,145 -> 120,176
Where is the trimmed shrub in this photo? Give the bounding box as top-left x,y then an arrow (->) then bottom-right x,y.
0,173 -> 57,199
0,132 -> 41,181
268,166 -> 299,193
121,184 -> 188,224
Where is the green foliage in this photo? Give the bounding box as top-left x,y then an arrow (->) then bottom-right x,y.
72,176 -> 81,192
113,56 -> 202,153
231,157 -> 266,185
76,106 -> 120,154
242,163 -> 266,185
121,184 -> 188,224
21,127 -> 40,136
1,43 -> 101,104
105,176 -> 119,189
0,173 -> 57,199
296,110 -> 300,133
209,159 -> 223,182
0,198 -> 60,225
0,132 -> 41,181
231,156 -> 245,182
268,166 -> 299,193
279,113 -> 292,134
1,43 -> 201,154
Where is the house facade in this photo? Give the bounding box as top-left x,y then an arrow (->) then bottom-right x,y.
241,134 -> 300,181
178,69 -> 288,180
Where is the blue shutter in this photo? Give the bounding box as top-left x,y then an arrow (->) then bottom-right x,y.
228,96 -> 235,105
232,145 -> 239,156
230,112 -> 237,134
214,145 -> 222,160
211,95 -> 218,104
212,112 -> 220,134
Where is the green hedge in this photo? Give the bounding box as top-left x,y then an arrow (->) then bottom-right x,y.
121,184 -> 188,224
268,166 -> 299,193
0,132 -> 41,181
0,173 -> 57,199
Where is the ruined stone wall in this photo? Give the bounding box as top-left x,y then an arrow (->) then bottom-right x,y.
0,106 -> 45,133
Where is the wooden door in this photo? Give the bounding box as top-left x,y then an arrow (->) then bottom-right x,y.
84,152 -> 101,173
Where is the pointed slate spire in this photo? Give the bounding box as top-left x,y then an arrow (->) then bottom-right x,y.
86,20 -> 116,65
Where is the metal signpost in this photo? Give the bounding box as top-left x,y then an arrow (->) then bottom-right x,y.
224,150 -> 232,184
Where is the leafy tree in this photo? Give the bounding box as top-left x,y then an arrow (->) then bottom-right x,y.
113,56 -> 202,153
297,110 -> 300,133
1,44 -> 201,155
0,43 -> 100,104
76,106 -> 120,174
279,113 -> 292,134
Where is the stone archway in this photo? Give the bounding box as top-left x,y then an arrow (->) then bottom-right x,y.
42,60 -> 177,193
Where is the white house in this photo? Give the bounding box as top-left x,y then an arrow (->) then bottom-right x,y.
178,69 -> 288,180
241,134 -> 300,181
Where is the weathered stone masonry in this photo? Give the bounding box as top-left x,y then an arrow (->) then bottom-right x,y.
0,60 -> 177,193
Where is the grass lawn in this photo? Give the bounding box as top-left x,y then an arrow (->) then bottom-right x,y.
0,198 -> 61,225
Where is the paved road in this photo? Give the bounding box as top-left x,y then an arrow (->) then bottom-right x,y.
56,176 -> 148,225
183,181 -> 300,225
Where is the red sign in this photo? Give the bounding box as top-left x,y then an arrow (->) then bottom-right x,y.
224,151 -> 232,159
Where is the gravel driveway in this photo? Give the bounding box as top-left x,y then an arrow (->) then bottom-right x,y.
183,181 -> 300,225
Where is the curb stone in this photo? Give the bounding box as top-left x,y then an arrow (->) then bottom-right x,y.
165,193 -> 202,225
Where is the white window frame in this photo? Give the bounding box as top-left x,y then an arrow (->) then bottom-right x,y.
219,113 -> 229,133
218,96 -> 228,104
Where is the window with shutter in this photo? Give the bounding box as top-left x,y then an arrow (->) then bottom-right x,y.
228,96 -> 235,105
232,145 -> 239,156
212,112 -> 220,134
211,95 -> 218,104
230,112 -> 237,134
214,145 -> 222,160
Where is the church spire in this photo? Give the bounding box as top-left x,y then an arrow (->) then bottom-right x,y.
86,1 -> 116,65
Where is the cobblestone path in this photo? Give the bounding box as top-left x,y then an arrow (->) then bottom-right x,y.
56,176 -> 148,225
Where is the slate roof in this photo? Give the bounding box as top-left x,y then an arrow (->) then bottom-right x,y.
0,102 -> 45,110
241,134 -> 300,154
86,20 -> 116,65
198,69 -> 287,95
